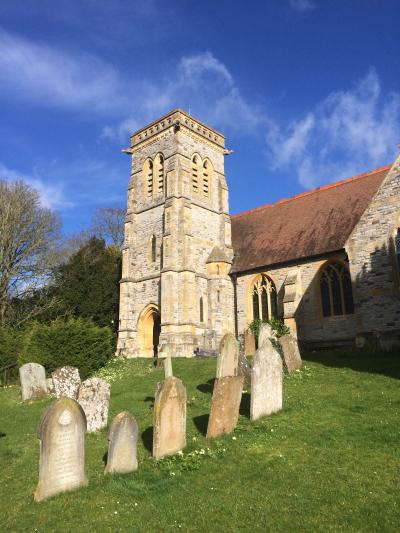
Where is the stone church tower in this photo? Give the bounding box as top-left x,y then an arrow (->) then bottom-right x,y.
117,109 -> 235,357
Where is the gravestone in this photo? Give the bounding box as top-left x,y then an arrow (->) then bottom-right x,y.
216,333 -> 239,378
34,397 -> 87,502
280,334 -> 302,373
52,366 -> 81,399
251,324 -> 283,421
206,376 -> 244,439
19,363 -> 47,401
77,378 -> 110,433
238,352 -> 252,388
105,412 -> 138,474
153,377 -> 186,459
46,377 -> 55,394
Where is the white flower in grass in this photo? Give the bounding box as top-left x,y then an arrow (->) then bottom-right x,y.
232,436 -> 237,440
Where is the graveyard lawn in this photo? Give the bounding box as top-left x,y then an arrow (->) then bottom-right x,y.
1,352 -> 399,532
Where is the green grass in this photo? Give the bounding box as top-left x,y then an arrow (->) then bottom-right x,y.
1,353 -> 399,532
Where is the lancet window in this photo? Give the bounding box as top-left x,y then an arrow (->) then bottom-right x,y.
319,261 -> 354,317
251,274 -> 277,321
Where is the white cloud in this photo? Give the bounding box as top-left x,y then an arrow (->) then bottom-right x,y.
0,162 -> 71,209
103,51 -> 264,141
265,69 -> 400,188
290,0 -> 316,12
0,29 -> 130,114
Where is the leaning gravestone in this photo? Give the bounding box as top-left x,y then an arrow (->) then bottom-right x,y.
216,333 -> 239,378
19,363 -> 47,401
206,376 -> 244,439
34,397 -> 87,502
251,324 -> 283,421
105,412 -> 138,474
77,378 -> 110,433
52,366 -> 81,399
153,377 -> 186,459
280,334 -> 302,373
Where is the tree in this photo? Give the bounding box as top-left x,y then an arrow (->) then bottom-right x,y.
0,180 -> 60,326
54,237 -> 120,330
91,207 -> 125,249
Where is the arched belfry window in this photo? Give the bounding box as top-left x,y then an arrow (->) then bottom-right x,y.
154,153 -> 164,193
251,274 -> 277,321
320,261 -> 354,317
192,155 -> 199,193
143,159 -> 153,198
199,297 -> 204,322
150,235 -> 156,263
202,159 -> 211,197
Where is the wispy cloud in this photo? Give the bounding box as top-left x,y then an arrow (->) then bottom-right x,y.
290,0 -> 316,12
0,162 -> 71,209
0,28 -> 131,114
265,69 -> 400,187
103,51 -> 264,141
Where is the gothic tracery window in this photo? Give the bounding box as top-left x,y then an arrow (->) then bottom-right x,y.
319,261 -> 354,317
251,274 -> 277,321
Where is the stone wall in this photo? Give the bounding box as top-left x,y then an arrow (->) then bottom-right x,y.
346,157 -> 400,348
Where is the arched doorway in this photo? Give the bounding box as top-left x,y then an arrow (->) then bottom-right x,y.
138,304 -> 161,357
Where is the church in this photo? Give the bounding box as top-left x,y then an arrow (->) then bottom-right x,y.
116,109 -> 400,357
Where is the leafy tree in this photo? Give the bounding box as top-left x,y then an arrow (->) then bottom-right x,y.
0,180 -> 60,326
54,237 -> 120,330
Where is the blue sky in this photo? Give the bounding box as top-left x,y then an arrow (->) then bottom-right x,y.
0,0 -> 399,235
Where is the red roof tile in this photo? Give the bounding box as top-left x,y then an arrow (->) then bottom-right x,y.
230,165 -> 392,273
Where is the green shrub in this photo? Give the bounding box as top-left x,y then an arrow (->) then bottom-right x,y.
248,317 -> 290,341
19,318 -> 115,379
0,327 -> 24,384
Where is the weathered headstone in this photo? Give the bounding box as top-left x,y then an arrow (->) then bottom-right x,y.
251,324 -> 283,421
216,333 -> 239,378
280,334 -> 302,373
19,363 -> 47,401
77,378 -> 110,433
34,397 -> 87,502
206,376 -> 244,439
105,412 -> 138,474
238,352 -> 252,387
52,366 -> 81,399
153,377 -> 186,459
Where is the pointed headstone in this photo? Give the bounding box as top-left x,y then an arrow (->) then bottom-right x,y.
216,333 -> 239,378
280,334 -> 302,373
77,378 -> 110,433
105,412 -> 138,474
153,377 -> 186,459
19,363 -> 47,401
206,376 -> 244,438
34,397 -> 87,502
251,324 -> 283,421
52,366 -> 81,399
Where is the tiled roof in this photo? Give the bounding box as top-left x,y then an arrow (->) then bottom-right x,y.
230,165 -> 392,273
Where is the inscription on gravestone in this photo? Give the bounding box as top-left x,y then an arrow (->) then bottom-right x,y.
19,363 -> 47,401
34,397 -> 87,502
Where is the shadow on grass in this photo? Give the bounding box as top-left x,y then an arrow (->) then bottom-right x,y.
144,396 -> 155,408
197,379 -> 215,395
102,450 -> 108,466
302,351 -> 400,380
0,432 -> 6,438
193,414 -> 209,436
142,426 -> 153,452
240,392 -> 251,419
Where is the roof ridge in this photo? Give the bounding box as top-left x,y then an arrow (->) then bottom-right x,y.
231,163 -> 392,220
